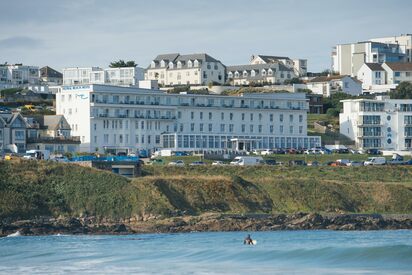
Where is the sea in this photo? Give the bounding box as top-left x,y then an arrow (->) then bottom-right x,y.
1,230 -> 412,274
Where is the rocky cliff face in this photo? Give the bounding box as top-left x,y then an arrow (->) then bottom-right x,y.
2,213 -> 412,237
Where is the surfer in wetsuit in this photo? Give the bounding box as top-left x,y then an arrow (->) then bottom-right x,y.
244,234 -> 254,245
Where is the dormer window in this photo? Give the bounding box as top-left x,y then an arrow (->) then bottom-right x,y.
228,72 -> 233,78
169,62 -> 174,69
268,69 -> 273,76
243,71 -> 248,77
194,60 -> 199,67
262,69 -> 266,76
160,60 -> 165,67
251,70 -> 256,77
177,61 -> 182,69
234,72 -> 239,78
151,61 -> 156,68
188,60 -> 192,68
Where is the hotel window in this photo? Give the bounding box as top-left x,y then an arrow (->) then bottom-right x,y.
259,113 -> 262,121
250,125 -> 254,132
200,123 -> 204,132
299,115 -> 303,123
191,123 -> 195,132
280,114 -> 283,122
289,126 -> 293,134
178,111 -> 182,119
258,125 -> 262,133
191,112 -> 194,119
180,124 -> 183,132
250,114 -> 253,121
230,113 -> 233,120
208,124 -> 212,132
299,126 -> 303,134
221,112 -> 224,120
270,125 -> 274,133
270,114 -> 273,122
241,124 -> 245,133
241,113 -> 245,121
220,124 -> 225,132
289,114 -> 293,122
104,134 -> 109,143
280,125 -> 284,133
209,112 -> 212,119
200,112 -> 203,119
229,124 -> 234,132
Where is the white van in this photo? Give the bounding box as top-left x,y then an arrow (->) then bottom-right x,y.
23,150 -> 50,160
230,156 -> 263,166
364,157 -> 386,166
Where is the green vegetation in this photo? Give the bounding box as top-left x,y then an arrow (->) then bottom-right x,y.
1,159 -> 412,222
389,82 -> 412,99
109,60 -> 137,68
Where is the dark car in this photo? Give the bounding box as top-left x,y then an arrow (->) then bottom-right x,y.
175,151 -> 190,156
366,149 -> 381,155
264,159 -> 277,165
288,160 -> 306,166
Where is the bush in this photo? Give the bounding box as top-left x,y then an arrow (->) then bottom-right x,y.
326,108 -> 340,117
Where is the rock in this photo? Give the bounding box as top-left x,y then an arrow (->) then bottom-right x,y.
113,224 -> 127,233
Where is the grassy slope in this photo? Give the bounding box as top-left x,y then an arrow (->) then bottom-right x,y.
1,160 -> 412,221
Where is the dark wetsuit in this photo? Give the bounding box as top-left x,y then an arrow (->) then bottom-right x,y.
244,235 -> 253,245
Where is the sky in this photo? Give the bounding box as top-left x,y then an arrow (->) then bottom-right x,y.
1,0 -> 411,72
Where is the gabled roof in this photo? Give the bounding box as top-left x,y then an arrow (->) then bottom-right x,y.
256,55 -> 291,63
384,62 -> 412,71
0,112 -> 30,128
32,115 -> 71,130
176,53 -> 220,63
227,63 -> 279,72
40,66 -> 63,78
309,75 -> 348,83
364,63 -> 384,71
152,53 -> 180,62
149,53 -> 223,70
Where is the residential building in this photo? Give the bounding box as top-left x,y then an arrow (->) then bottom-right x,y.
306,94 -> 323,114
357,63 -> 386,89
226,63 -> 294,85
250,55 -> 307,76
340,97 -> 412,151
295,75 -> 362,97
381,62 -> 412,85
145,53 -> 225,86
0,64 -> 40,90
40,66 -> 63,85
63,66 -> 144,87
25,115 -> 80,153
370,34 -> 412,62
332,40 -> 407,76
56,84 -> 321,154
0,112 -> 29,153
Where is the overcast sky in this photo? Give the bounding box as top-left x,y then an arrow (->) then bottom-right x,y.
1,0 -> 411,72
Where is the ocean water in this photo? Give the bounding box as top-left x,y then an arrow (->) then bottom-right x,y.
1,230 -> 412,274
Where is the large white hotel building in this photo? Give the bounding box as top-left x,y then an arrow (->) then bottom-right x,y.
340,97 -> 412,151
56,85 -> 320,154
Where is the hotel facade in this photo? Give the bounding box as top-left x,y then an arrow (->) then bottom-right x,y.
56,85 -> 320,154
340,97 -> 412,151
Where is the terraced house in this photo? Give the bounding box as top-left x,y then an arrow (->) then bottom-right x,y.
145,53 -> 225,86
56,84 -> 320,154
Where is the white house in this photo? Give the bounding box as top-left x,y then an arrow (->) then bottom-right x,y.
56,84 -> 321,154
357,63 -> 386,89
226,63 -> 295,86
0,64 -> 40,89
250,55 -> 307,76
296,75 -> 362,97
145,53 -> 225,86
340,97 -> 412,151
381,62 -> 412,85
63,66 -> 144,87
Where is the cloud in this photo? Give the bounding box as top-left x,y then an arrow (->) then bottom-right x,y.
0,36 -> 43,49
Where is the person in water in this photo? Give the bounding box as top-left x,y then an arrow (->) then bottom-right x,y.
244,234 -> 254,245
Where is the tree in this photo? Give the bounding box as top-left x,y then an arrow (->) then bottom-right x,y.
297,88 -> 312,94
284,77 -> 303,85
109,60 -> 137,68
389,82 -> 412,99
326,108 -> 339,117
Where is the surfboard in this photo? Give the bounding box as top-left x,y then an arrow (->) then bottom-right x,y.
252,240 -> 257,245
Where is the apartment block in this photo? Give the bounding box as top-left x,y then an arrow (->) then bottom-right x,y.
0,64 -> 40,89
145,53 -> 225,86
340,97 -> 412,151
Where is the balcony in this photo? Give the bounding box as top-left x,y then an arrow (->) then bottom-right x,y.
27,136 -> 81,144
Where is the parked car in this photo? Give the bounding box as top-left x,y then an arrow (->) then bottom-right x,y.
347,161 -> 363,167
307,161 -> 320,166
260,149 -> 274,156
190,161 -> 206,166
288,160 -> 306,166
364,157 -> 386,166
174,151 -> 190,156
212,161 -> 225,166
366,149 -> 381,155
168,160 -> 185,166
273,149 -> 286,154
264,159 -> 277,165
